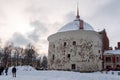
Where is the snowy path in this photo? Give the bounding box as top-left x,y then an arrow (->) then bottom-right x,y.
0,66 -> 120,80
0,70 -> 120,80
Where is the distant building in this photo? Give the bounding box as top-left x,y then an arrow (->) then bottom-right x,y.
99,29 -> 109,52
103,42 -> 120,70
115,42 -> 120,50
47,7 -> 110,72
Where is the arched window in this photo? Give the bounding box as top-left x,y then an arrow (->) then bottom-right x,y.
73,41 -> 76,46
71,64 -> 76,70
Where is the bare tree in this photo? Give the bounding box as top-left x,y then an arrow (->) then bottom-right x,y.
3,46 -> 12,67
41,56 -> 48,70
24,43 -> 36,66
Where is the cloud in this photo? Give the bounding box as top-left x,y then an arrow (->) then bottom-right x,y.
9,32 -> 31,47
100,0 -> 120,16
101,0 -> 120,47
9,20 -> 48,46
0,0 -> 119,53
83,0 -> 120,47
28,20 -> 48,42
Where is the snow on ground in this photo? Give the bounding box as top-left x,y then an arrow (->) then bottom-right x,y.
0,66 -> 120,80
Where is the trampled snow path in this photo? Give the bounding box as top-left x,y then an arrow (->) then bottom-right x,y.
0,66 -> 120,80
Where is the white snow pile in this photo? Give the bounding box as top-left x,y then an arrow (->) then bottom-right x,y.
0,66 -> 120,80
16,66 -> 36,71
9,66 -> 36,72
6,65 -> 36,76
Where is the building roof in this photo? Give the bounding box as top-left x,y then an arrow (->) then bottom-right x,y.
58,6 -> 95,32
58,18 -> 94,32
104,50 -> 120,54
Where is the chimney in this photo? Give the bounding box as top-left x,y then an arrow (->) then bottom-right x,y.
115,46 -> 118,50
79,20 -> 83,29
118,42 -> 120,49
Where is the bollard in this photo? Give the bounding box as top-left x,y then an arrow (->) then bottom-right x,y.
111,72 -> 114,75
106,71 -> 108,74
101,71 -> 103,74
118,72 -> 120,75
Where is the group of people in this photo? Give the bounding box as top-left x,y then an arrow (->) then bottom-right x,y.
0,66 -> 16,77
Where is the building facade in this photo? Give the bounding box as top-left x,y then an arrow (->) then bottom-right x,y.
103,42 -> 120,70
48,9 -> 104,72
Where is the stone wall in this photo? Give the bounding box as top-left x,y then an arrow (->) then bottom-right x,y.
48,30 -> 102,72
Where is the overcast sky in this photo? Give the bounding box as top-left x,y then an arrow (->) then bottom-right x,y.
0,0 -> 119,55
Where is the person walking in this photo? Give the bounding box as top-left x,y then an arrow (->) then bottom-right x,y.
12,66 -> 16,77
0,66 -> 2,75
1,66 -> 4,75
5,67 -> 8,75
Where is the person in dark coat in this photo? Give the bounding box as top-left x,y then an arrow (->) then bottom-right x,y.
1,66 -> 4,75
0,67 -> 2,75
12,66 -> 16,77
0,66 -> 4,75
5,67 -> 8,75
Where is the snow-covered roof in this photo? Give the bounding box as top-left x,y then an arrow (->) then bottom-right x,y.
58,19 -> 94,32
104,50 -> 120,54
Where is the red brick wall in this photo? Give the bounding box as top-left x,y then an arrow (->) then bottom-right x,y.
80,20 -> 83,29
99,29 -> 109,52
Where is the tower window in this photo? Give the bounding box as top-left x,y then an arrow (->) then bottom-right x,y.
64,42 -> 67,47
73,41 -> 76,45
71,64 -> 76,70
98,50 -> 100,53
52,54 -> 55,60
67,54 -> 70,59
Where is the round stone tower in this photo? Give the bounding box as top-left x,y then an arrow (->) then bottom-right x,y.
47,8 -> 102,72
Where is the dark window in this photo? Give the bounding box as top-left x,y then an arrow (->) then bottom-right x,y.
117,57 -> 119,62
52,54 -> 55,60
73,41 -> 76,45
117,65 -> 120,67
116,65 -> 120,69
106,57 -> 111,62
71,64 -> 76,70
67,54 -> 70,59
106,65 -> 112,70
64,42 -> 67,47
98,50 -> 100,53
